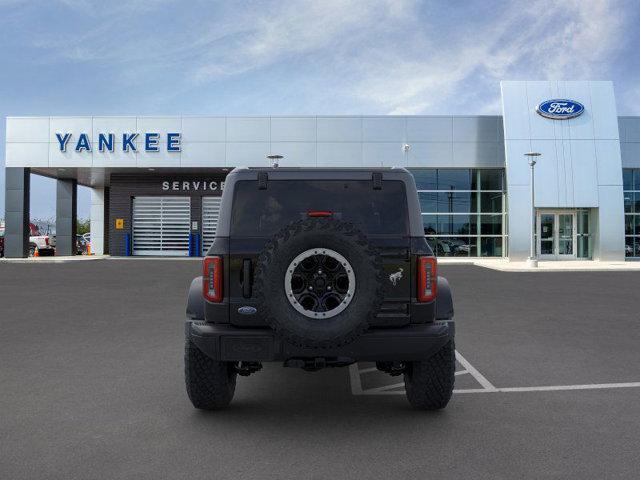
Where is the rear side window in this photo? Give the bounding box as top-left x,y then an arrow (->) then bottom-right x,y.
230,180 -> 408,236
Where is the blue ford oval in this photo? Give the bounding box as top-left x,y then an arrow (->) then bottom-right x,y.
536,99 -> 584,119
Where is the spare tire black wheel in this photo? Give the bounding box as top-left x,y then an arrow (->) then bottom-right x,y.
254,218 -> 384,348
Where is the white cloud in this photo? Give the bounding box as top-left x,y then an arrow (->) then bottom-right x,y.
10,0 -> 632,114
348,0 -> 628,113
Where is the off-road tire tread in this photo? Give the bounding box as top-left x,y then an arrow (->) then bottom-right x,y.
184,337 -> 237,410
253,218 -> 385,349
404,340 -> 455,410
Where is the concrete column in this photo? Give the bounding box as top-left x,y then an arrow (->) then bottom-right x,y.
4,168 -> 30,258
90,187 -> 105,255
596,188 -> 625,261
55,179 -> 77,256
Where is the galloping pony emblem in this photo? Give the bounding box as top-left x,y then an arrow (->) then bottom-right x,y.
389,268 -> 403,286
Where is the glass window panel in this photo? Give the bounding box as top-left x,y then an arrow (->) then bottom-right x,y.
624,193 -> 633,213
635,170 -> 640,190
480,237 -> 503,257
422,215 -> 438,235
577,235 -> 591,259
437,192 -> 475,213
469,239 -> 478,257
625,237 -> 635,258
625,215 -> 634,235
230,180 -> 408,236
623,169 -> 633,191
412,169 -> 437,190
470,169 -> 480,190
418,167 -> 505,258
636,217 -> 640,236
437,215 -> 477,235
418,192 -> 438,213
635,192 -> 640,213
578,210 -> 589,234
480,192 -> 503,213
480,169 -> 503,190
426,237 -> 437,255
480,214 -> 502,235
430,237 -> 476,257
437,169 -> 472,190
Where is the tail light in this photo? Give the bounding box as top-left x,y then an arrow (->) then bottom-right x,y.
45,237 -> 50,246
307,210 -> 333,217
203,256 -> 223,302
417,256 -> 437,302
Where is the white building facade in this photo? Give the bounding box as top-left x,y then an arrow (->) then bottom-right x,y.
3,80 -> 640,260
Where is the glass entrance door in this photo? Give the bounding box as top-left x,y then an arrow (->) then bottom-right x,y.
537,211 -> 577,260
557,213 -> 574,258
539,213 -> 555,257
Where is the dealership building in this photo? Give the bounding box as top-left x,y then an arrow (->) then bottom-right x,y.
3,80 -> 640,261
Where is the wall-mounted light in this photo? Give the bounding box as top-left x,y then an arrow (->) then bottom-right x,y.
267,154 -> 283,168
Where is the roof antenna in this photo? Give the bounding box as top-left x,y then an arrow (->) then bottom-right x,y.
267,154 -> 283,168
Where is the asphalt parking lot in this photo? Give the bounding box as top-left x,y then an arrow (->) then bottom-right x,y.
1,260 -> 640,480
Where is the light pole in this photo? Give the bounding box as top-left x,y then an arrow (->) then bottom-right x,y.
525,152 -> 541,267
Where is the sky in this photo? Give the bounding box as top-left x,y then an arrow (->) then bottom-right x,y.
1,0 -> 639,219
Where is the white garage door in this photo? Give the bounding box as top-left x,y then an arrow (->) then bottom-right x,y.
202,196 -> 222,255
132,196 -> 191,256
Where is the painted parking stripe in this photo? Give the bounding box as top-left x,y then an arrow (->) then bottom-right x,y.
455,382 -> 640,394
454,351 -> 496,391
349,350 -> 484,395
350,352 -> 640,396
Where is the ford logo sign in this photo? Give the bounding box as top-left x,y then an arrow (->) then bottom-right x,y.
536,99 -> 584,120
238,306 -> 257,315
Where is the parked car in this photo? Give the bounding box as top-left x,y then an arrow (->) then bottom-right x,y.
184,167 -> 456,411
29,223 -> 55,256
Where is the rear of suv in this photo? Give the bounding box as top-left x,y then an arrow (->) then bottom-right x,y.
185,167 -> 455,410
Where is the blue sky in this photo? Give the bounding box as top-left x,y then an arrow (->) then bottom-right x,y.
1,0 -> 639,219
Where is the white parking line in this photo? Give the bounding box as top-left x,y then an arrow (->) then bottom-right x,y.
456,382 -> 640,394
349,351 -> 640,396
454,351 -> 496,391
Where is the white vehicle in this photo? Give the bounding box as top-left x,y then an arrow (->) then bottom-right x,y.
29,223 -> 55,256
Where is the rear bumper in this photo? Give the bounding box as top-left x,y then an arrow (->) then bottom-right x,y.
186,320 -> 454,362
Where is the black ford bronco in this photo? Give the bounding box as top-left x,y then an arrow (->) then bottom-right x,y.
185,167 -> 455,410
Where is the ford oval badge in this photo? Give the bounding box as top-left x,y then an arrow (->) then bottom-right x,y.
238,306 -> 257,315
536,99 -> 584,120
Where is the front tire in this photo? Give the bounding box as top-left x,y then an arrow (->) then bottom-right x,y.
404,340 -> 455,410
184,337 -> 237,410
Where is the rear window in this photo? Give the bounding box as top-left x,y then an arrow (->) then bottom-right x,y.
230,180 -> 408,236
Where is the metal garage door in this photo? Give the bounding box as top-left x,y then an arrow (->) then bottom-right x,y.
202,196 -> 222,255
132,197 -> 191,256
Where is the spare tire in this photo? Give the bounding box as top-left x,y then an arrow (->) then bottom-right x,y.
254,217 -> 384,348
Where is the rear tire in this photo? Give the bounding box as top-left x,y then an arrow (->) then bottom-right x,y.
404,340 -> 455,410
184,337 -> 237,410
